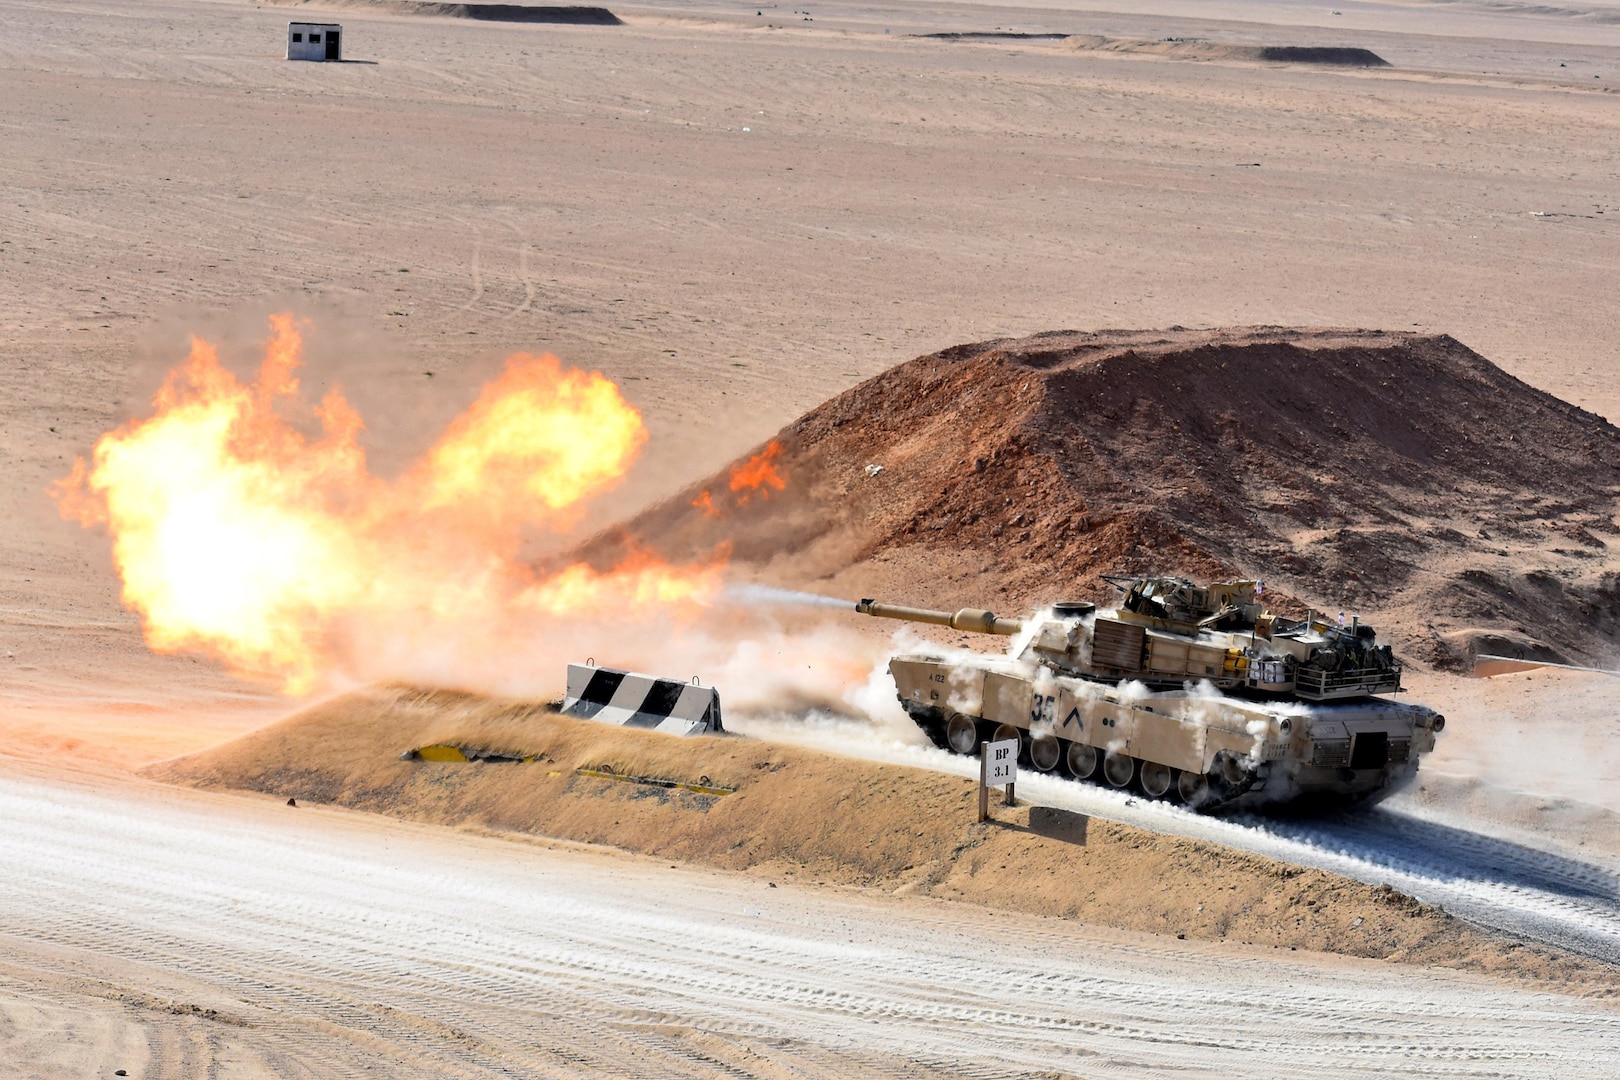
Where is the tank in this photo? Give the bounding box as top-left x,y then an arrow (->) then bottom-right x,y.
854,576 -> 1445,812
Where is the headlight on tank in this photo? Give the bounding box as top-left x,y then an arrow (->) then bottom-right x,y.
1277,717 -> 1293,737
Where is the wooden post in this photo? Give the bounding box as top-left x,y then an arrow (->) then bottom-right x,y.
979,738 -> 1018,822
978,743 -> 990,823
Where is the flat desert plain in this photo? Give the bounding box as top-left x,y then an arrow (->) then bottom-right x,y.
2,0 -> 1619,1076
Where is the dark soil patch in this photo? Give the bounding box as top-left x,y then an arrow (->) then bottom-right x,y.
1258,46 -> 1389,66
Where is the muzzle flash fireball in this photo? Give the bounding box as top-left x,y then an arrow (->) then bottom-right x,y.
52,315 -> 723,693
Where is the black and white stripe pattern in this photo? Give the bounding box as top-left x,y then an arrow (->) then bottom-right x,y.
560,664 -> 723,735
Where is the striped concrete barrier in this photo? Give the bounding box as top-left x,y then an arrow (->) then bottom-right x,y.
560,663 -> 723,735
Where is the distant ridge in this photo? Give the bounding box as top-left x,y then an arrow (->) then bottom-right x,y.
1067,36 -> 1392,68
269,0 -> 622,25
924,32 -> 1390,68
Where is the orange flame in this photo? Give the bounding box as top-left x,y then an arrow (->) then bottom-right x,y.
690,490 -> 720,519
519,546 -> 729,616
421,353 -> 646,523
727,440 -> 786,503
52,316 -> 718,694
685,442 -> 787,520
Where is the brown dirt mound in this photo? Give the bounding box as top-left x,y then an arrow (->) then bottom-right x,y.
144,685 -> 1614,989
582,327 -> 1620,670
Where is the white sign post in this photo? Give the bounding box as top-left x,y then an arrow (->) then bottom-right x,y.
979,738 -> 1019,822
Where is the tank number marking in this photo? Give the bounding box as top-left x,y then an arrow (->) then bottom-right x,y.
1030,693 -> 1055,727
929,673 -> 946,683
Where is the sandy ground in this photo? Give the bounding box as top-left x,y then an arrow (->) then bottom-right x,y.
4,759 -> 1618,1080
4,0 -> 1620,714
3,0 -> 1620,1073
149,686 -> 1620,977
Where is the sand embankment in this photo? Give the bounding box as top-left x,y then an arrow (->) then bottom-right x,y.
146,685 -> 1612,989
1068,37 -> 1390,67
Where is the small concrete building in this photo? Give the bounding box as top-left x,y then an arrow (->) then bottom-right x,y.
287,22 -> 342,62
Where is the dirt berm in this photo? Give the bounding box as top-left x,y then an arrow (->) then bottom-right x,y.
1066,37 -> 1391,68
268,0 -> 623,24
579,327 -> 1620,670
147,685 -> 1613,991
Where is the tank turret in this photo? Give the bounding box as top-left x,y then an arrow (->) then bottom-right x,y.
859,576 -> 1401,702
853,575 -> 1442,813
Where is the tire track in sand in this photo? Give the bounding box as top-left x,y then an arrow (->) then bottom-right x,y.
0,774 -> 1613,1079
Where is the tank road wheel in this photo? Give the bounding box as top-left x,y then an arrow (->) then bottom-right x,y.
991,723 -> 1022,749
1029,733 -> 1062,773
1103,752 -> 1135,788
1139,761 -> 1173,798
946,713 -> 980,756
1176,769 -> 1210,807
1065,742 -> 1099,780
1218,751 -> 1253,788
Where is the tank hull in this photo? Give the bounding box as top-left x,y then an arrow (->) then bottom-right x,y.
889,653 -> 1438,812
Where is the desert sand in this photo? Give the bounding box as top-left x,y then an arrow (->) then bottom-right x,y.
2,0 -> 1619,1074
6,0 -> 1620,714
11,757 -> 1620,1078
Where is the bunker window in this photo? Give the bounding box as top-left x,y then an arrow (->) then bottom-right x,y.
292,32 -> 303,41
310,33 -> 321,42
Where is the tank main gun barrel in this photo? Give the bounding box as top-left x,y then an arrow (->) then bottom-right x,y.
855,598 -> 1023,636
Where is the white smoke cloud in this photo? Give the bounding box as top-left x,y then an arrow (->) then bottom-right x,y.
1417,670 -> 1620,814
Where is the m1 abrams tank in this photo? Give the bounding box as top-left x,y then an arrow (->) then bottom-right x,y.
855,576 -> 1445,812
